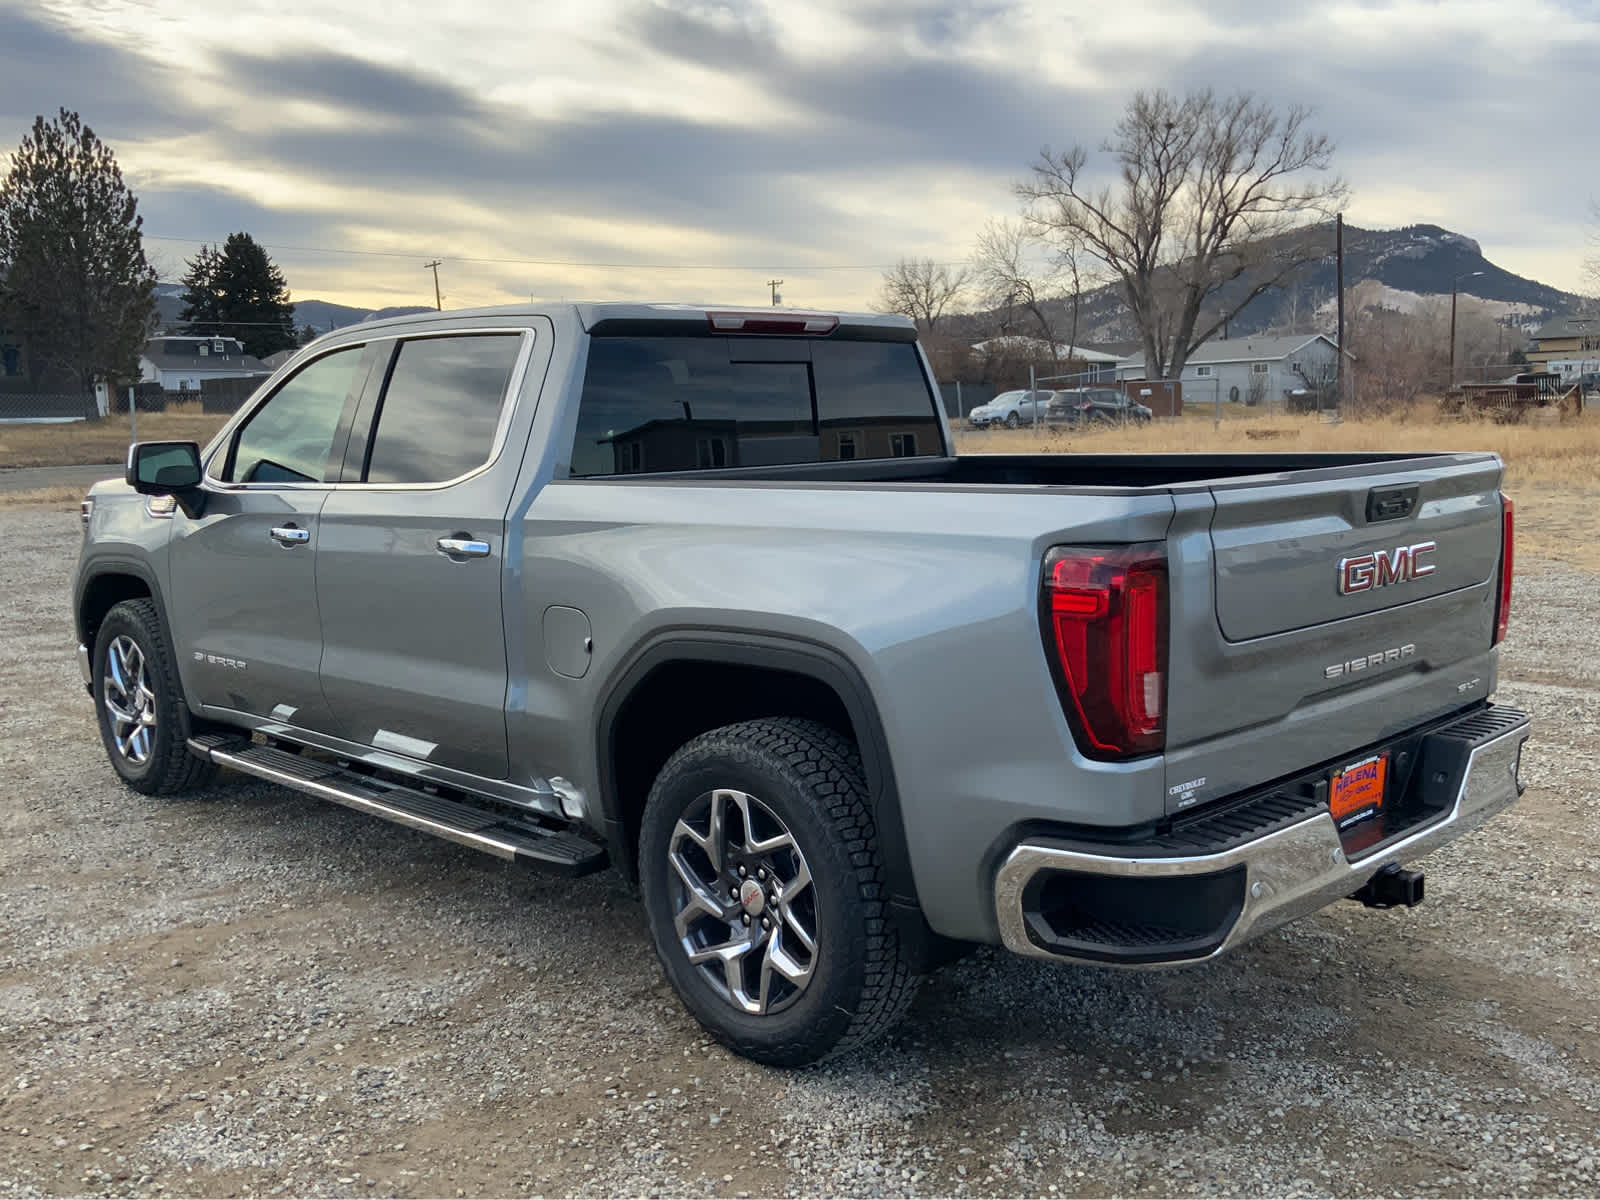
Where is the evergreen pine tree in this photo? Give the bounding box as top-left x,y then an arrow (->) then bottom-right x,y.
179,232 -> 296,358
0,109 -> 157,412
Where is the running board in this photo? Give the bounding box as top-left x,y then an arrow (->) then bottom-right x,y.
187,734 -> 607,876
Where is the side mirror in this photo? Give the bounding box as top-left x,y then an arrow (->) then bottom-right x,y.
126,441 -> 203,494
126,441 -> 205,517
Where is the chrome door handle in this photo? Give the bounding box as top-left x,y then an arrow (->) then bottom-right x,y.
436,537 -> 491,559
269,525 -> 310,546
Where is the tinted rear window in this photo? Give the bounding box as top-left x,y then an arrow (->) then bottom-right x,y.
364,334 -> 523,484
570,337 -> 940,476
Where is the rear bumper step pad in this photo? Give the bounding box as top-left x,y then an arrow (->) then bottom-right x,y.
993,704 -> 1530,966
187,734 -> 607,876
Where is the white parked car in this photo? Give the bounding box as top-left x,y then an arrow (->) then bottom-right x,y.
966,389 -> 1055,429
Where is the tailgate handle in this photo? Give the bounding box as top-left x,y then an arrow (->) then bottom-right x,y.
1366,485 -> 1419,523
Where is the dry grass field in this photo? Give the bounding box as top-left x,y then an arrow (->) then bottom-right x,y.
0,403 -> 225,469
954,409 -> 1600,571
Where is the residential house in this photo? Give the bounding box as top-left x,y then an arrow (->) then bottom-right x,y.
1526,314 -> 1600,379
1117,334 -> 1341,406
140,336 -> 271,393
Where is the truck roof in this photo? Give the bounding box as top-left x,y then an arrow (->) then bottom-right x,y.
335,302 -> 917,339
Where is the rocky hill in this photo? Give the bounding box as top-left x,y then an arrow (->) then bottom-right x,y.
951,223 -> 1584,347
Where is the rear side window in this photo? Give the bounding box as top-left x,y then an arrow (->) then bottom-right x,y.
570,336 -> 940,476
363,334 -> 523,484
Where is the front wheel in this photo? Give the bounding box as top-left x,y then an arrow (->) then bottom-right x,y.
639,719 -> 919,1066
92,599 -> 216,795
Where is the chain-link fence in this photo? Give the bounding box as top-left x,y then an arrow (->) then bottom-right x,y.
0,391 -> 96,420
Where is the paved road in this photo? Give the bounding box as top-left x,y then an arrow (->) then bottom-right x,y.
0,463 -> 121,493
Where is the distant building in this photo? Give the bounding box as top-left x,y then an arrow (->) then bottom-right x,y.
1117,334 -> 1340,405
140,336 -> 271,392
1526,314 -> 1600,379
968,337 -> 1124,383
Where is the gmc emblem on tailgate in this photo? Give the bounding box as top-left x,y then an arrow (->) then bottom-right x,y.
1337,541 -> 1436,595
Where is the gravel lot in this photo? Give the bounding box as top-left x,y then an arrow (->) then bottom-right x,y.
2,505 -> 1597,1198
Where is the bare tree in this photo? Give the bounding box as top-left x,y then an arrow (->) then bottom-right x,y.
1585,198 -> 1600,299
970,219 -> 1064,359
875,257 -> 969,337
1018,89 -> 1347,380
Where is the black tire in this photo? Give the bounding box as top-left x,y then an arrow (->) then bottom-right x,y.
639,718 -> 919,1066
1004,412 -> 1020,429
92,598 -> 217,795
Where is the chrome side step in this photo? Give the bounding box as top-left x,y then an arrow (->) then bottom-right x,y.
187,734 -> 607,876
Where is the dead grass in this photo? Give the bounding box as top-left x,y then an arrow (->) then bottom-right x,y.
955,409 -> 1600,572
0,486 -> 91,512
0,403 -> 228,469
952,409 -> 1600,489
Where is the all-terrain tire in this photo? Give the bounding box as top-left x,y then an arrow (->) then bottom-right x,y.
92,599 -> 217,796
639,718 -> 920,1066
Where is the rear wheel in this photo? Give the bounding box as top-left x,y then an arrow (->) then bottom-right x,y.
1004,412 -> 1020,429
639,718 -> 919,1066
92,599 -> 216,795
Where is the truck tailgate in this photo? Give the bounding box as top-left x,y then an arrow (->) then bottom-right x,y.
1163,453 -> 1506,815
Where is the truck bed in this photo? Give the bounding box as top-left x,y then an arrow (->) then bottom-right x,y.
617,451 -> 1493,490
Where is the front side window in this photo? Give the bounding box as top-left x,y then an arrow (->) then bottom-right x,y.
363,334 -> 524,485
224,345 -> 365,483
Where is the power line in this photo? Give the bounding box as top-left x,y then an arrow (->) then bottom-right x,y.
141,232 -> 962,272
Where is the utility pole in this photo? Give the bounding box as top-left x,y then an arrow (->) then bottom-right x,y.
767,279 -> 783,307
423,260 -> 443,311
1335,213 -> 1345,413
1449,270 -> 1484,388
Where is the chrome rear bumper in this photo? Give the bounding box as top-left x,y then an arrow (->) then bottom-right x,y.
994,707 -> 1530,967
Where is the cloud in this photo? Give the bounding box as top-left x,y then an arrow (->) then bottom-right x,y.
0,6 -> 186,139
1,0 -> 1594,310
213,49 -> 491,125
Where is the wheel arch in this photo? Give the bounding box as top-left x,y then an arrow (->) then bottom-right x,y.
596,632 -> 924,930
76,560 -> 169,655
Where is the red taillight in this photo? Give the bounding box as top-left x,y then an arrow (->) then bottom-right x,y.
706,312 -> 839,335
1493,494 -> 1514,645
1042,545 -> 1168,759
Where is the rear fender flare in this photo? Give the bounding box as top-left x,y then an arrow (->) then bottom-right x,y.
595,631 -> 919,916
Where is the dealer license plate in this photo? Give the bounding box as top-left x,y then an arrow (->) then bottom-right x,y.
1330,753 -> 1388,829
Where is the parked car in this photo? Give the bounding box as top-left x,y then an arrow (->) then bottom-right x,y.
966,389 -> 1055,429
76,302 -> 1527,1067
1047,387 -> 1153,426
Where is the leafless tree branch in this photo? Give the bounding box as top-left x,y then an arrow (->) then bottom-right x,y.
1017,89 -> 1347,379
875,257 -> 970,337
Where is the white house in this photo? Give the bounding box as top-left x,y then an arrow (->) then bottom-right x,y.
140,336 -> 271,393
1116,334 -> 1341,405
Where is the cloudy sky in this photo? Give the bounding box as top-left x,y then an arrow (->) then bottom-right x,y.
4,0 -> 1597,315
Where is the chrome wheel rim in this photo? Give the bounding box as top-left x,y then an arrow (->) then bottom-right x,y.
667,788 -> 818,1016
103,635 -> 157,765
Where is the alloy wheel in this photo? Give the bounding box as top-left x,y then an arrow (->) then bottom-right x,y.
667,788 -> 818,1015
103,634 -> 157,765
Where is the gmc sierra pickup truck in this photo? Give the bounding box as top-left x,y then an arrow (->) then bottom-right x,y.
74,303 -> 1529,1066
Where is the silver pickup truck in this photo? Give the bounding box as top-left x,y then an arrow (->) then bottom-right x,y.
74,303 -> 1529,1065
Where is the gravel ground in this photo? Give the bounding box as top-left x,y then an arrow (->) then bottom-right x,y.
1,506 -> 1597,1198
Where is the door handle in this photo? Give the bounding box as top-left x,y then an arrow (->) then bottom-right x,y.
436,536 -> 491,559
269,525 -> 310,546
